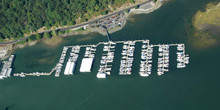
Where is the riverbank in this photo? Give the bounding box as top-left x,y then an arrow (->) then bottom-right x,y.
20,1 -> 164,45
129,1 -> 161,14
0,0 -> 166,60
0,0 -> 149,44
11,28 -> 99,49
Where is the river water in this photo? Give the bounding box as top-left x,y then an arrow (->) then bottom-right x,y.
1,0 -> 220,110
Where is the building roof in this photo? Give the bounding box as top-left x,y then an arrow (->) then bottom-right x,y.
64,61 -> 71,75
80,58 -> 93,72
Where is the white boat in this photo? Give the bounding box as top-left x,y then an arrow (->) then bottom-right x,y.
140,72 -> 149,77
97,72 -> 106,78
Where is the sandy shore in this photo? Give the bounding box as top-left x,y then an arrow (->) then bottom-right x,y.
15,41 -> 37,49
127,1 -> 162,16
43,36 -> 63,47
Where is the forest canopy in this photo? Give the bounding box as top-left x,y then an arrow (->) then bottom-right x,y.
0,0 -> 135,41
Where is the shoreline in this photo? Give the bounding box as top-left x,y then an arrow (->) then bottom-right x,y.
1,0 -> 166,60
129,1 -> 162,15
69,1 -> 164,36
0,0 -> 150,45
15,1 -> 164,46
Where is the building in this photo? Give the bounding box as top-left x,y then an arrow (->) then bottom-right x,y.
64,61 -> 75,75
80,58 -> 94,72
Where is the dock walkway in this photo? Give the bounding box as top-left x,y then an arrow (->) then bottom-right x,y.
13,39 -> 190,78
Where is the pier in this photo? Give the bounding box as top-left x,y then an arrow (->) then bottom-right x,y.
97,41 -> 116,78
64,46 -> 80,75
10,39 -> 190,79
119,41 -> 136,75
106,30 -> 111,42
157,45 -> 169,76
139,40 -> 153,77
177,44 -> 189,68
0,55 -> 14,79
55,46 -> 68,77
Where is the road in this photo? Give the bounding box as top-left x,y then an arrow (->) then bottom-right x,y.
0,0 -> 153,45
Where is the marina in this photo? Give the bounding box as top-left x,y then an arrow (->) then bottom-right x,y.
1,0 -> 217,108
80,45 -> 96,72
139,40 -> 153,77
55,46 -> 68,77
157,45 -> 170,75
64,46 -> 80,75
177,44 -> 189,68
0,55 -> 14,79
9,39 -> 190,79
97,41 -> 116,78
119,41 -> 136,75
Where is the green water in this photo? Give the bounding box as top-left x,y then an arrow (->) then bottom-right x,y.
1,0 -> 220,110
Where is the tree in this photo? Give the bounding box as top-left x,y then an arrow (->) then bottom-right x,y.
95,4 -> 99,11
65,30 -> 70,33
0,34 -> 5,39
129,0 -> 135,4
62,21 -> 67,26
101,10 -> 108,15
135,5 -> 139,9
58,31 -> 62,35
125,9 -> 130,13
58,30 -> 65,35
81,18 -> 88,22
71,21 -> 76,25
43,32 -> 52,39
52,30 -> 57,37
45,22 -> 51,29
35,33 -> 42,40
28,35 -> 36,42
0,0 -> 135,41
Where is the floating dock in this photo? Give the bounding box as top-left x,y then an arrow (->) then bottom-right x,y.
11,39 -> 190,79
64,46 -> 80,75
139,40 -> 153,77
0,55 -> 14,79
157,45 -> 169,76
177,44 -> 189,68
119,41 -> 136,75
55,47 -> 68,77
97,41 -> 116,78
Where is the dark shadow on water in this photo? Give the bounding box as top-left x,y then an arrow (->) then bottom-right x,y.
5,104 -> 15,110
5,107 -> 9,110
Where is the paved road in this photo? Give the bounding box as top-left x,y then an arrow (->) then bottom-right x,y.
0,0 -> 153,45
